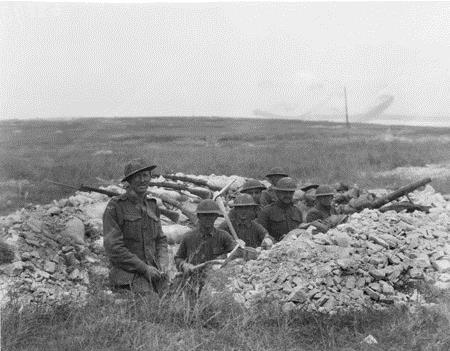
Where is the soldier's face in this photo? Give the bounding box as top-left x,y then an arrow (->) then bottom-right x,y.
198,213 -> 219,231
317,195 -> 333,208
243,189 -> 262,204
235,206 -> 255,220
268,175 -> 283,186
128,171 -> 152,195
276,190 -> 294,204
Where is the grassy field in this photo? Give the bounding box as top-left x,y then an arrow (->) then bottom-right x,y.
1,117 -> 449,214
2,277 -> 450,351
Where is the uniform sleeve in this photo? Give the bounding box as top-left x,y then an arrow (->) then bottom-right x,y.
254,221 -> 273,243
217,220 -> 230,234
256,207 -> 270,231
219,230 -> 236,253
174,237 -> 188,269
155,220 -> 169,270
305,209 -> 324,223
103,200 -> 147,274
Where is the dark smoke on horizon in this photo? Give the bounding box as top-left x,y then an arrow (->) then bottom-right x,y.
358,94 -> 395,121
253,93 -> 395,121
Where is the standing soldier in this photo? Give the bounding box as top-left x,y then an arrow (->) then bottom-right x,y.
103,158 -> 169,295
260,167 -> 289,207
305,185 -> 336,222
257,177 -> 303,242
239,179 -> 266,218
219,194 -> 273,249
174,199 -> 235,299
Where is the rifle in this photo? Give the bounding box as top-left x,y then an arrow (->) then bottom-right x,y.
299,178 -> 432,234
46,180 -> 180,223
159,174 -> 222,191
352,177 -> 432,211
173,259 -> 225,279
147,190 -> 198,225
148,181 -> 211,199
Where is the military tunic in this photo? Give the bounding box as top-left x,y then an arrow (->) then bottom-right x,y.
103,191 -> 168,290
218,212 -> 271,248
305,205 -> 337,223
174,227 -> 235,267
257,201 -> 303,242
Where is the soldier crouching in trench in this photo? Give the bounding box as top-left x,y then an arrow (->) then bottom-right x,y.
103,158 -> 169,297
174,199 -> 235,303
260,167 -> 289,207
257,177 -> 303,242
219,194 -> 273,249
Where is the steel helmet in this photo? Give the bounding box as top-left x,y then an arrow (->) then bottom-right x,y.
196,199 -> 222,215
300,184 -> 319,192
241,179 -> 266,193
272,177 -> 297,192
121,158 -> 157,182
315,185 -> 335,197
230,194 -> 258,207
265,167 -> 289,178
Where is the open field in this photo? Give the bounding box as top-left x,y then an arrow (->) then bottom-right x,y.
3,273 -> 450,351
1,117 -> 450,215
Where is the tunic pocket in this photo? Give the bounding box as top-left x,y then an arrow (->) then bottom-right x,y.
212,247 -> 224,258
122,214 -> 142,242
289,211 -> 303,224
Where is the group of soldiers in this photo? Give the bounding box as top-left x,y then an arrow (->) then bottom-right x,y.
102,159 -> 342,298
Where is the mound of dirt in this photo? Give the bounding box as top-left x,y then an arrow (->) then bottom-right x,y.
0,173 -> 243,307
227,186 -> 450,313
1,174 -> 449,316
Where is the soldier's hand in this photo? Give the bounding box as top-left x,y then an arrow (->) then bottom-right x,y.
155,198 -> 163,207
310,220 -> 329,233
236,239 -> 246,247
144,265 -> 162,282
261,237 -> 273,250
181,261 -> 195,274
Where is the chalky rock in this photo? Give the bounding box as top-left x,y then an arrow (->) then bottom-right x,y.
1,176 -> 450,312
163,224 -> 191,245
27,218 -> 43,233
224,186 -> 450,313
43,261 -> 56,274
0,173 -> 245,307
63,217 -> 85,244
0,261 -> 24,276
432,259 -> 450,273
434,281 -> 450,290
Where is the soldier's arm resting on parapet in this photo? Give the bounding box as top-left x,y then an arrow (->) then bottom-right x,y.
305,209 -> 325,223
103,200 -> 160,280
256,207 -> 270,231
255,221 -> 274,249
218,229 -> 237,259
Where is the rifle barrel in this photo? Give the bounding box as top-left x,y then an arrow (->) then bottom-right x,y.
371,178 -> 432,209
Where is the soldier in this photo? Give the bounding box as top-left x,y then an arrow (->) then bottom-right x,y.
239,179 -> 266,218
260,167 -> 289,207
219,194 -> 273,249
103,158 -> 169,295
240,179 -> 266,205
174,199 -> 235,299
305,185 -> 336,222
257,177 -> 303,242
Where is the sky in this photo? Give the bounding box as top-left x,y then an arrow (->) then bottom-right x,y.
0,1 -> 449,121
